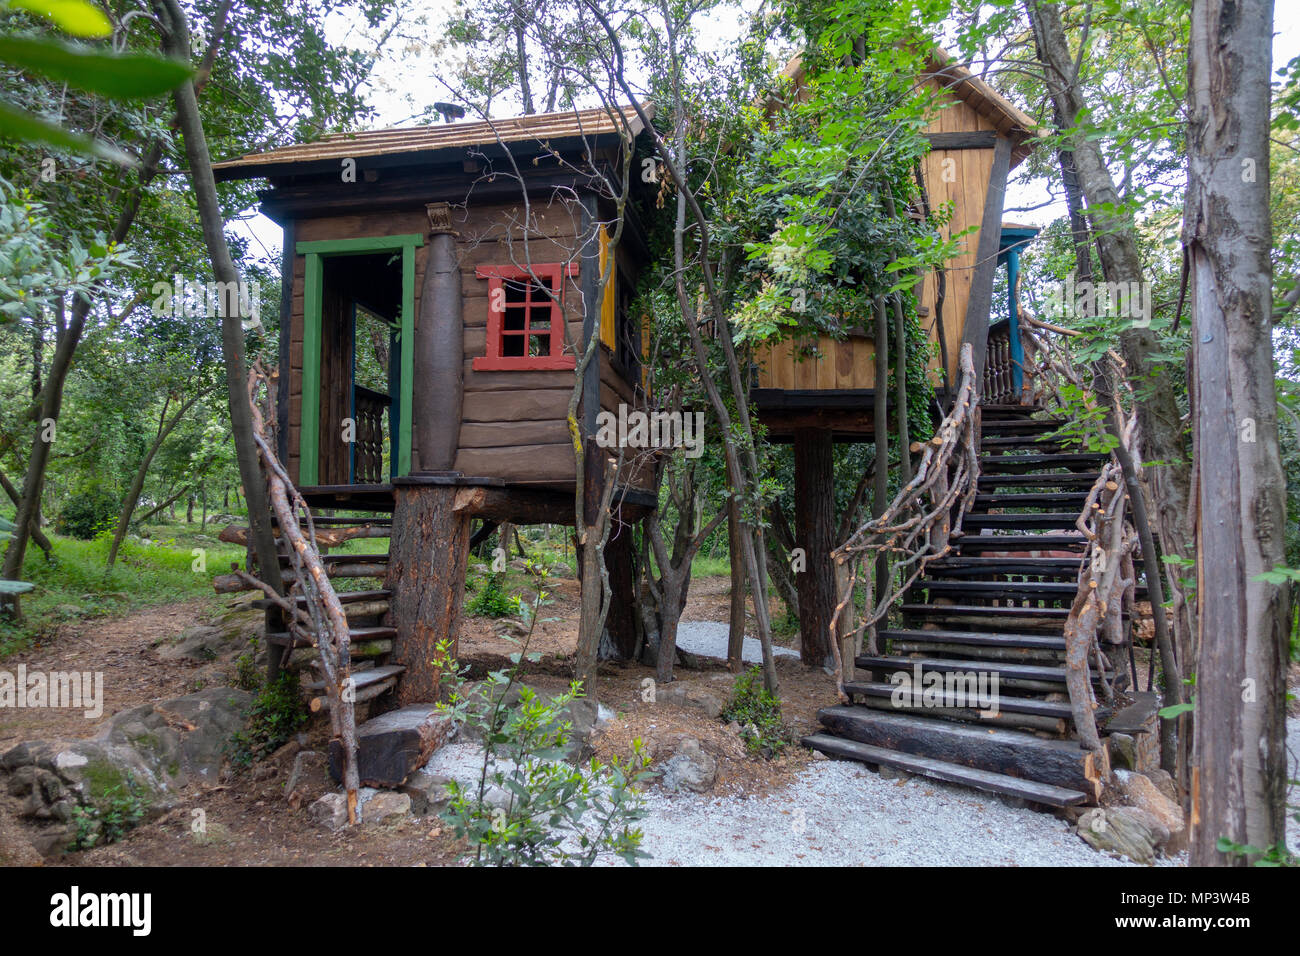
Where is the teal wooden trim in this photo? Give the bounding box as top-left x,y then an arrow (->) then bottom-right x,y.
1007,250 -> 1024,396
295,234 -> 424,256
398,243 -> 415,476
300,252 -> 322,486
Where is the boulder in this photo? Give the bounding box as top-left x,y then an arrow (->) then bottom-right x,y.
102,687 -> 254,786
1114,768 -> 1186,854
1107,732 -> 1138,771
657,737 -> 717,793
401,771 -> 455,816
1077,807 -> 1159,865
657,682 -> 725,719
359,789 -> 410,825
308,792 -> 348,830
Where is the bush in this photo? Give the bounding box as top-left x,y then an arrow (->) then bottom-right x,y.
68,773 -> 149,851
55,488 -> 119,540
466,572 -> 521,618
721,666 -> 791,757
228,671 -> 307,768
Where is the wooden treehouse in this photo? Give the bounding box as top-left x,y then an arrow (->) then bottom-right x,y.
212,106 -> 659,754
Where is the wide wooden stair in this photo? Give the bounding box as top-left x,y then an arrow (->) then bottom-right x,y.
804,403 -> 1145,808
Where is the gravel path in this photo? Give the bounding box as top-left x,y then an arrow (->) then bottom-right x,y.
674,621 -> 799,664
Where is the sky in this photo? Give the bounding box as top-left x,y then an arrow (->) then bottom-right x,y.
231,3 -> 1300,261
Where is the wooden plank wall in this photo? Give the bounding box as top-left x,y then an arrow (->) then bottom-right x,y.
287,200 -> 605,487
753,78 -> 1000,393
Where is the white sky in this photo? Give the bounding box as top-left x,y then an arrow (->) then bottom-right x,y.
231,3 -> 1300,259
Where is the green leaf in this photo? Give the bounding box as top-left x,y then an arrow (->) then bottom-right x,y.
9,0 -> 112,38
1158,701 -> 1194,719
0,36 -> 192,99
0,100 -> 136,164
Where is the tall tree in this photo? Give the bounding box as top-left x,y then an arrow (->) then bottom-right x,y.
1184,0 -> 1290,865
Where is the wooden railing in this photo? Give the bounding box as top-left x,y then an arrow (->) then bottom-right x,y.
828,344 -> 981,698
352,385 -> 391,484
982,319 -> 1018,404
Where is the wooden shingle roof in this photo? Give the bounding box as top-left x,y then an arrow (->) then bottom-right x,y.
212,103 -> 650,181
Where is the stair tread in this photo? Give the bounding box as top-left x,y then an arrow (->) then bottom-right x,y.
977,472 -> 1103,487
979,453 -> 1110,473
900,603 -> 1070,617
952,534 -> 1086,551
801,733 -> 1087,807
879,627 -> 1067,650
305,663 -> 405,692
965,512 -> 1086,528
855,654 -> 1080,683
842,681 -> 1076,719
294,589 -> 391,604
279,553 -> 390,564
972,492 -> 1090,507
266,625 -> 397,648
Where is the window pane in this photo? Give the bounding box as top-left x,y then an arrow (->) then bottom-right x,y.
529,333 -> 550,357
504,307 -> 527,332
503,333 -> 526,357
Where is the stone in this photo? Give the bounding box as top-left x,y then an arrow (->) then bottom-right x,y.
102,686 -> 253,786
1114,768 -> 1186,853
459,683 -> 599,762
285,751 -> 331,808
308,792 -> 348,829
360,790 -> 411,825
401,771 -> 455,816
1107,732 -> 1138,771
658,682 -> 725,719
1077,807 -> 1158,865
657,737 -> 717,793
1143,768 -> 1179,803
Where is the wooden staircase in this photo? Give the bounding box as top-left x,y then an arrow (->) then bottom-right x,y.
804,403 -> 1132,808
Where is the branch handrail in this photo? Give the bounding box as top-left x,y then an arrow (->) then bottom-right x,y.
827,343 -> 981,700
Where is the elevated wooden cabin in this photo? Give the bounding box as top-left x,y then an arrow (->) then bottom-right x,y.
214,106 -> 658,515
753,50 -> 1042,438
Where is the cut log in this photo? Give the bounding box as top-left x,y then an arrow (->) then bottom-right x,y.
817,705 -> 1107,801
327,704 -> 456,788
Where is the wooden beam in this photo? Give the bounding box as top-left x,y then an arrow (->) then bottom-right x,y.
924,131 -> 998,150
960,135 -> 1013,378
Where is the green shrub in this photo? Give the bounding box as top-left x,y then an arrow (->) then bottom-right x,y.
67,773 -> 149,851
721,666 -> 791,757
228,672 -> 306,768
466,572 -> 521,618
55,488 -> 119,540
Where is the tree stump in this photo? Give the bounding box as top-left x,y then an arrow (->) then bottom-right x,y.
385,480 -> 473,705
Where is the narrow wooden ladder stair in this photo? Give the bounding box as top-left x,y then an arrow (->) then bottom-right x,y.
803,403 -> 1118,807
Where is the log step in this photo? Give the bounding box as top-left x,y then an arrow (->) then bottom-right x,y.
978,453 -> 1110,474
814,706 -> 1105,801
305,663 -> 405,693
978,403 -> 1046,420
266,625 -> 397,649
977,472 -> 1104,488
979,418 -> 1068,436
855,654 -> 1091,685
925,557 -> 1087,578
980,435 -> 1081,451
278,553 -> 391,565
801,733 -> 1088,807
952,534 -> 1086,552
971,492 -> 1091,510
915,579 -> 1147,600
964,512 -> 1087,530
842,681 -> 1077,721
879,627 -> 1067,651
899,603 -> 1071,628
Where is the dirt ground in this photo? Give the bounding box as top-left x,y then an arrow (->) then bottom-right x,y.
0,569 -> 837,867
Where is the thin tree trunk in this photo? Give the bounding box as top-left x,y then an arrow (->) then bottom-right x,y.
1185,0 -> 1289,865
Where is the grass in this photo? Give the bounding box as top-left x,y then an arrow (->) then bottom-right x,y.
0,520 -> 244,658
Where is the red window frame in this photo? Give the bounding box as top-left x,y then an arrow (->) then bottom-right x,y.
473,262 -> 578,371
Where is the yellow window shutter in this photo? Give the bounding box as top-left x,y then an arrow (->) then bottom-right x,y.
599,225 -> 616,348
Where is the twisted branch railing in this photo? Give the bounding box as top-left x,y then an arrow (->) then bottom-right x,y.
827,344 -> 981,701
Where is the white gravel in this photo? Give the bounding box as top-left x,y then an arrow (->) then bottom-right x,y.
674,621 -> 799,664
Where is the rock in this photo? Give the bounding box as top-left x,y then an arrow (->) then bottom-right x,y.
285,751 -> 331,808
658,682 -> 725,719
459,684 -> 599,762
360,790 -> 411,825
878,765 -> 908,782
1114,768 -> 1186,853
102,686 -> 254,786
328,705 -> 455,788
191,821 -> 234,846
308,793 -> 348,830
1107,733 -> 1138,771
1077,807 -> 1158,865
1143,768 -> 1179,803
657,737 -> 717,793
401,771 -> 455,816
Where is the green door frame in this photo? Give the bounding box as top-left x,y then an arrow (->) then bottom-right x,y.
295,234 -> 423,485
